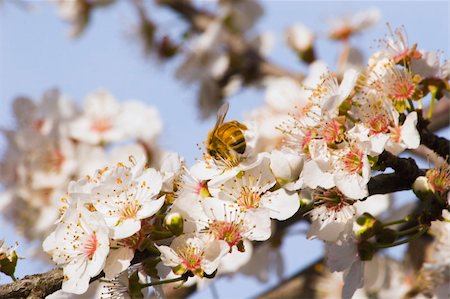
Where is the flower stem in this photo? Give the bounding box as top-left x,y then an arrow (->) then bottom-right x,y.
427,88 -> 437,119
408,99 -> 415,112
381,217 -> 409,227
396,225 -> 421,236
376,226 -> 428,249
141,276 -> 186,287
343,111 -> 357,124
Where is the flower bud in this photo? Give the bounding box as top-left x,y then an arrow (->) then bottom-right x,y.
164,213 -> 184,236
0,241 -> 18,280
413,176 -> 435,202
358,241 -> 376,261
356,213 -> 381,239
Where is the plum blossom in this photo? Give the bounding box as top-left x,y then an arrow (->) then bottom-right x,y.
384,111 -> 420,155
92,157 -> 165,239
307,187 -> 357,242
43,206 -> 110,294
378,25 -> 422,64
327,8 -> 380,41
176,21 -> 229,85
157,234 -> 228,277
69,90 -> 125,144
209,156 -> 300,221
202,198 -> 272,248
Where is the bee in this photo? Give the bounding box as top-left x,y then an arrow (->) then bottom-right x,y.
206,102 -> 248,166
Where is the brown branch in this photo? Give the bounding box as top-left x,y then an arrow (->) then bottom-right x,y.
0,269 -> 63,299
367,151 -> 425,196
255,258 -> 324,299
416,108 -> 450,162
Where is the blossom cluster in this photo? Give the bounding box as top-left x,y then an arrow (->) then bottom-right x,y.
1,4 -> 450,299
0,89 -> 162,247
41,21 -> 450,295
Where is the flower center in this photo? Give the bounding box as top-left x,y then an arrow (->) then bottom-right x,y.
389,73 -> 415,102
368,115 -> 390,135
237,186 -> 261,209
342,148 -> 364,174
313,188 -> 354,212
177,245 -> 203,271
209,220 -> 243,249
91,118 -> 112,133
195,181 -> 210,198
321,118 -> 344,145
120,201 -> 140,219
84,233 -> 98,259
300,128 -> 315,153
426,163 -> 450,194
389,124 -> 402,143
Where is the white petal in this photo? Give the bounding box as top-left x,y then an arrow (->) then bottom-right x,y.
202,240 -> 229,274
137,168 -> 163,197
43,231 -> 56,254
342,260 -> 364,299
112,218 -> 141,240
401,112 -> 420,149
244,209 -> 272,241
262,189 -> 300,220
303,160 -> 335,189
218,240 -> 253,273
156,245 -> 183,268
326,236 -> 357,272
307,219 -> 348,242
104,247 -> 134,279
62,258 -> 90,294
355,194 -> 390,217
335,173 -> 368,200
137,195 -> 165,219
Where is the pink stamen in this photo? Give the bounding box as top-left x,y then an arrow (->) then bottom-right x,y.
84,233 -> 98,259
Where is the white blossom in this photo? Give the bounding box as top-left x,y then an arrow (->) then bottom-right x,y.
43,207 -> 110,294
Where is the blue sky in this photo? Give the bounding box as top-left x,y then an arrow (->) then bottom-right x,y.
0,1 -> 448,297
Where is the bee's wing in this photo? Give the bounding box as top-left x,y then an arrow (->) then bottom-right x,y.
214,102 -> 229,130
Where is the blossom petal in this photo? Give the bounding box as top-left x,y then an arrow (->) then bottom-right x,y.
104,247 -> 134,279
263,189 -> 300,220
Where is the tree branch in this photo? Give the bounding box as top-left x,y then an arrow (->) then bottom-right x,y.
0,269 -> 62,299
416,108 -> 450,162
255,258 -> 324,299
156,0 -> 303,82
367,151 -> 425,196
